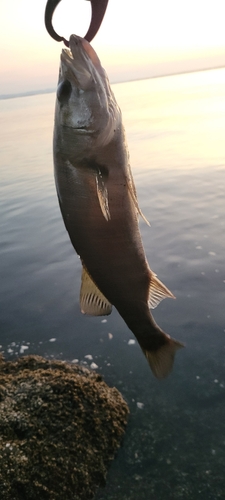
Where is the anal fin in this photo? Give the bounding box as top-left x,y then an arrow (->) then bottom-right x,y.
148,273 -> 175,309
80,266 -> 112,316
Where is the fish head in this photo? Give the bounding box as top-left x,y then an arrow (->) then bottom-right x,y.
55,34 -> 121,149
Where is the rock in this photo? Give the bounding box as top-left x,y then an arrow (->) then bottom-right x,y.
0,355 -> 129,500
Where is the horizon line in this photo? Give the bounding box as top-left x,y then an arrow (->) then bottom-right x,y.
0,63 -> 224,101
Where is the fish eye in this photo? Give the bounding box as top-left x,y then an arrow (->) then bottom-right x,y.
57,80 -> 72,104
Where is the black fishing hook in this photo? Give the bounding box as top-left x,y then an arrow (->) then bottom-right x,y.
45,0 -> 109,47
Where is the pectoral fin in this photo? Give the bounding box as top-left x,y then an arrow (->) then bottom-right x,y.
148,273 -> 175,309
96,169 -> 111,221
80,266 -> 112,316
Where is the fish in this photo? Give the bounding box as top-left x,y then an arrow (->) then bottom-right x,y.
53,34 -> 184,379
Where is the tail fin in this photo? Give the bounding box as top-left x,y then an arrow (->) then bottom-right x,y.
142,336 -> 184,379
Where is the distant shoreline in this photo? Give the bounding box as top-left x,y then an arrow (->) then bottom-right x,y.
0,64 -> 224,101
0,88 -> 55,101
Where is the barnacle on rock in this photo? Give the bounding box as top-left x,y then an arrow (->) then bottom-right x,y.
0,355 -> 129,500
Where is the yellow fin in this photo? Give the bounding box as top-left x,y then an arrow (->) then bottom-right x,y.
80,267 -> 112,316
96,169 -> 110,221
148,273 -> 175,309
143,337 -> 184,379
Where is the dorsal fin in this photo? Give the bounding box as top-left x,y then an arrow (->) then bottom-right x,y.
126,163 -> 150,226
148,273 -> 175,309
80,266 -> 112,316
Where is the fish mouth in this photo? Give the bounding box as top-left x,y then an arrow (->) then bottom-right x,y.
60,48 -> 91,89
69,35 -> 101,70
60,35 -> 101,90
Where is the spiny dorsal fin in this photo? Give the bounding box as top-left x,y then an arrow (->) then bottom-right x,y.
148,273 -> 175,309
80,266 -> 112,316
95,169 -> 111,221
126,163 -> 150,226
143,336 -> 184,379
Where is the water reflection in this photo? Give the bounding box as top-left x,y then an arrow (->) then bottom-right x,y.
0,68 -> 225,498
115,67 -> 225,171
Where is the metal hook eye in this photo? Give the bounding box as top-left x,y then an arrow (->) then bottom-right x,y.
44,0 -> 109,46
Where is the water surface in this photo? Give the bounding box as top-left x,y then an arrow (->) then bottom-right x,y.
0,68 -> 225,499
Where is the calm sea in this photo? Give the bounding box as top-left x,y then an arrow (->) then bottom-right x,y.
0,68 -> 225,499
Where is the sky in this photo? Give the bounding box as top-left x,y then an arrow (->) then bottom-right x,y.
0,0 -> 225,96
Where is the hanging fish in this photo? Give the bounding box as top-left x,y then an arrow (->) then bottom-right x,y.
53,35 -> 184,379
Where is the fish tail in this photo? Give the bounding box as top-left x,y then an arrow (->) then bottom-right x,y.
142,334 -> 184,380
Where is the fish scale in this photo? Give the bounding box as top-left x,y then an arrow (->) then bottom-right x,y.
53,34 -> 184,379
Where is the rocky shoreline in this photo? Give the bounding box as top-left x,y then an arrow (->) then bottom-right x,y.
0,355 -> 129,500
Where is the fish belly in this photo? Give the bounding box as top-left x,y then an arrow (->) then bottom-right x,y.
54,155 -> 151,310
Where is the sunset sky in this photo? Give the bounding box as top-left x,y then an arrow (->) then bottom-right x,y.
0,0 -> 225,95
